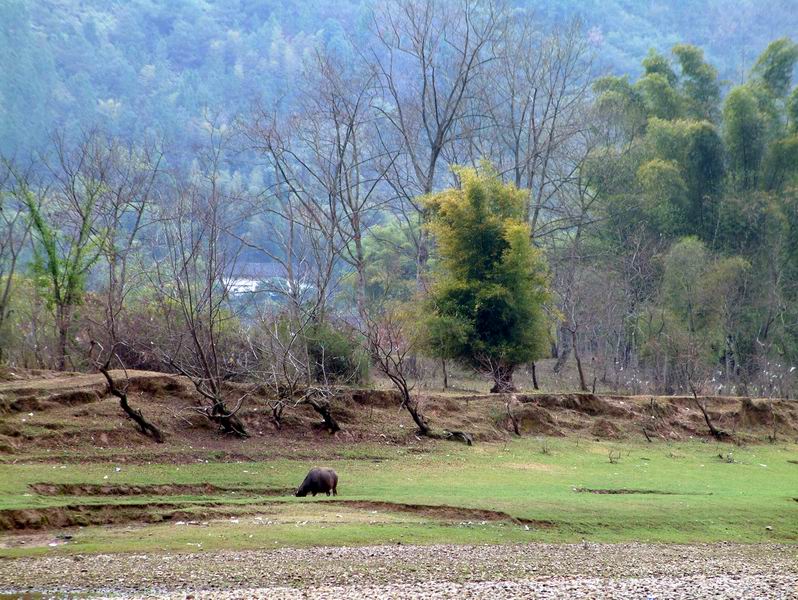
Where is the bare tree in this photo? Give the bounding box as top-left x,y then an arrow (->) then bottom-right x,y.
268,49 -> 395,325
461,17 -> 593,234
370,0 -> 505,284
541,95 -> 645,388
362,304 -> 473,444
91,341 -> 164,442
310,54 -> 398,325
250,307 -> 359,434
243,50 -> 390,431
148,121 -> 250,437
545,127 -> 605,386
362,304 -> 431,434
0,159 -> 35,362
85,135 -> 164,440
91,136 -> 163,355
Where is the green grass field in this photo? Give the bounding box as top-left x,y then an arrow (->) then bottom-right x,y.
1,438 -> 796,557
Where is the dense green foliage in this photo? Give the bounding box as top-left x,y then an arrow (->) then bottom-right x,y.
305,320 -> 368,385
592,39 -> 798,392
424,168 -> 550,391
4,0 -> 798,158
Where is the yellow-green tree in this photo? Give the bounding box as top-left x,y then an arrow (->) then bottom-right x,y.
424,166 -> 550,392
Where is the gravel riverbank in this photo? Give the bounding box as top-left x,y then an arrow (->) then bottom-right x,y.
1,542 -> 796,598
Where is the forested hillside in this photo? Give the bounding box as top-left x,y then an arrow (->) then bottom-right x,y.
1,0 -> 797,435
3,0 -> 798,157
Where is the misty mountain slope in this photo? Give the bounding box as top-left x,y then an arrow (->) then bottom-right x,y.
2,0 -> 798,157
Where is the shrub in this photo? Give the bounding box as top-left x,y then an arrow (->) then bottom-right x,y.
306,320 -> 368,385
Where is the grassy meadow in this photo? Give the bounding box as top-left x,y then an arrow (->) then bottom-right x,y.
0,437 -> 796,557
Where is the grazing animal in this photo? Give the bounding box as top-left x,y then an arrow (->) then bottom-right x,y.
295,467 -> 338,497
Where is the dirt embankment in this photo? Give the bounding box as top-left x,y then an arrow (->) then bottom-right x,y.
327,500 -> 554,528
0,371 -> 797,461
0,502 -> 205,531
0,370 -> 186,412
28,482 -> 294,497
0,496 -> 549,532
506,391 -> 798,443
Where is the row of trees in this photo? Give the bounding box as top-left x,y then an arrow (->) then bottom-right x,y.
577,38 -> 798,395
1,1 -> 797,440
0,124 -> 544,441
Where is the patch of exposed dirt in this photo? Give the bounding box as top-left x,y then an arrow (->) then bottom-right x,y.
521,393 -> 631,418
0,531 -> 73,550
328,500 -> 554,528
126,376 -> 192,398
735,398 -> 777,429
514,404 -> 562,436
29,483 -> 294,497
0,497 -> 553,533
0,502 -> 207,531
590,418 -> 623,439
348,390 -> 402,408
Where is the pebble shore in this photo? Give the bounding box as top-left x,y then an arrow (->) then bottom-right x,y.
1,542 -> 796,599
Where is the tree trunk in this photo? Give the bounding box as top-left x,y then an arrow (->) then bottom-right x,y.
572,329 -> 588,392
691,387 -> 730,441
270,401 -> 284,430
99,366 -> 163,443
490,364 -> 517,393
211,401 -> 248,437
441,358 -> 448,390
308,397 -> 340,434
353,220 -> 369,327
56,305 -> 70,371
530,362 -> 539,390
406,401 -> 431,435
416,215 -> 430,291
506,397 -> 521,436
400,390 -> 431,435
552,324 -> 571,373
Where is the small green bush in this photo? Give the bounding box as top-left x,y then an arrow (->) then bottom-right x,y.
306,321 -> 368,385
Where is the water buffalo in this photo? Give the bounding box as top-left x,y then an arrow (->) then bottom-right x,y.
295,467 -> 338,497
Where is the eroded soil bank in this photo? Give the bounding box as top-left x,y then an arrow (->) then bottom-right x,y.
0,498 -> 549,532
2,370 -> 797,465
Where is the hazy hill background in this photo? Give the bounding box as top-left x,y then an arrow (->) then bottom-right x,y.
3,0 -> 798,158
